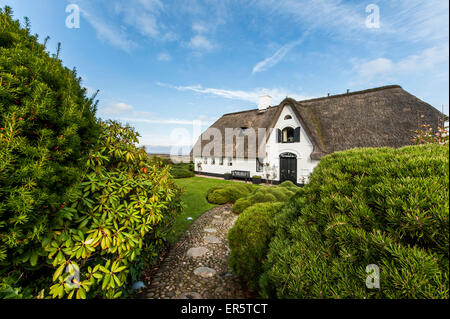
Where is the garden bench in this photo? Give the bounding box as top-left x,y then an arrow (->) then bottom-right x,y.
231,170 -> 250,182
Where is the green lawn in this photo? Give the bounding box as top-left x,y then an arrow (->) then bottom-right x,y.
167,176 -> 241,244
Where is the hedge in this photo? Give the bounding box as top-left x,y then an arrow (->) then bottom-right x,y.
228,203 -> 284,290
260,145 -> 449,299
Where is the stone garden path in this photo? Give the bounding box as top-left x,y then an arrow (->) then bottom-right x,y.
141,204 -> 253,299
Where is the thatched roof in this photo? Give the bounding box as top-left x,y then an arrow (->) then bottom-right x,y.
191,85 -> 444,160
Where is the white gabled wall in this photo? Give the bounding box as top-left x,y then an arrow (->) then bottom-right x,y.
194,104 -> 320,183
266,105 -> 319,183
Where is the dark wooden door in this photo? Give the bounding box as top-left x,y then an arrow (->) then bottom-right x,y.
280,155 -> 297,183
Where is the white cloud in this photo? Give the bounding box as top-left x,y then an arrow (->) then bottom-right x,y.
252,33 -> 309,74
254,0 -> 448,46
158,83 -> 314,105
381,0 -> 449,44
254,0 -> 366,38
117,117 -> 212,126
188,35 -> 215,52
157,52 -> 172,61
73,0 -> 168,51
354,44 -> 449,81
192,22 -> 208,33
116,2 -> 162,39
354,58 -> 394,79
99,102 -> 134,115
78,6 -> 137,52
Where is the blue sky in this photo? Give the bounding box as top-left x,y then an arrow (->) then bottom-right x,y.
1,0 -> 448,154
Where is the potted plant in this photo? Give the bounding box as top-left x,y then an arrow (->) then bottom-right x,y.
224,172 -> 232,180
252,175 -> 262,184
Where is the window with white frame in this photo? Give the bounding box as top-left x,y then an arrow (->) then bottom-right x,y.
211,157 -> 215,165
219,157 -> 224,165
228,157 -> 233,166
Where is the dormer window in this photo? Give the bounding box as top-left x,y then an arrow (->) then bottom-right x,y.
284,115 -> 292,120
282,127 -> 294,143
277,127 -> 300,143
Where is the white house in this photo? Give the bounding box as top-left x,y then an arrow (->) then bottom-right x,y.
191,85 -> 443,185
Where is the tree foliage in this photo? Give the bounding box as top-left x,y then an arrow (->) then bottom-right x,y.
0,7 -> 182,298
0,6 -> 100,297
45,121 -> 182,299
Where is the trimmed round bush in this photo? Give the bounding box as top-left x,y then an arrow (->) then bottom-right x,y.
228,202 -> 284,290
207,189 -> 230,204
206,183 -> 254,204
279,180 -> 296,188
206,185 -> 222,201
251,190 -> 277,204
232,198 -> 252,214
261,145 -> 449,299
226,185 -> 248,202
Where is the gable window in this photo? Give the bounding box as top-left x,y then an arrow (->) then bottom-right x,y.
284,115 -> 292,120
277,127 -> 301,143
282,127 -> 295,143
256,158 -> 264,172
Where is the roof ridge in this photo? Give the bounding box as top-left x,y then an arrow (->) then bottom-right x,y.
294,85 -> 402,104
222,105 -> 278,116
221,85 -> 402,117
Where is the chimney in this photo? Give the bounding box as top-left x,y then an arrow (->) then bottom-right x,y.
258,95 -> 271,111
346,89 -> 350,94
327,93 -> 330,97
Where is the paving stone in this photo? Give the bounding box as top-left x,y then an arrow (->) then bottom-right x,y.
204,235 -> 220,244
194,267 -> 217,278
186,247 -> 208,257
140,205 -> 251,299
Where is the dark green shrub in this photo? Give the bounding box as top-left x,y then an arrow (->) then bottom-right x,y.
170,167 -> 194,179
228,203 -> 284,290
0,7 -> 100,297
0,8 -> 182,299
261,145 -> 449,299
